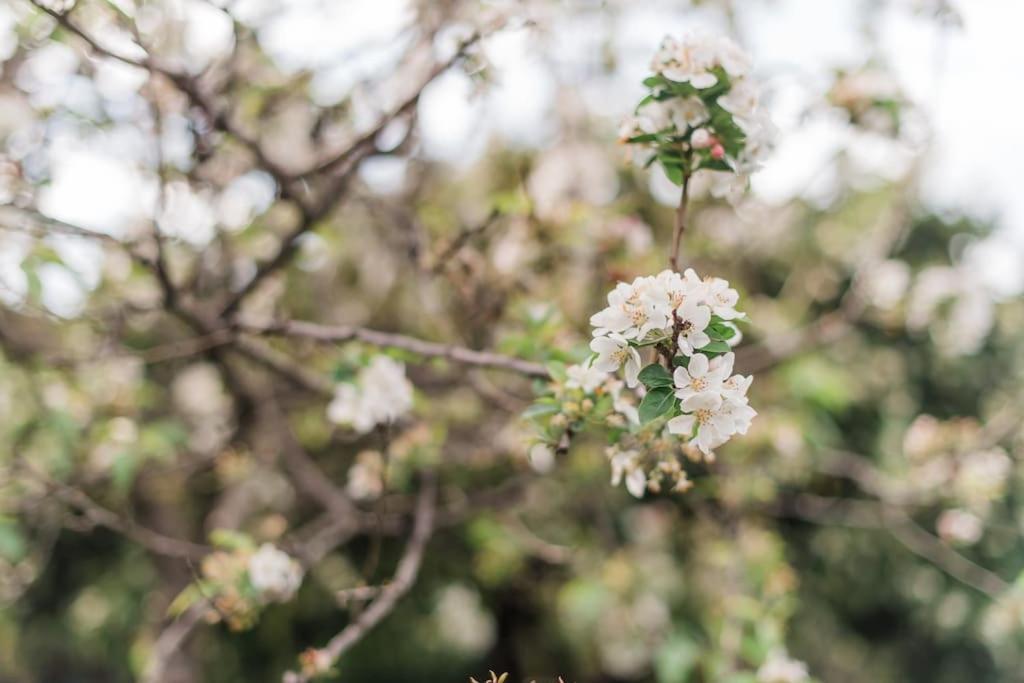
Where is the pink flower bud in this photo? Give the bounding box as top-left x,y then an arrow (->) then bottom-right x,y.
710,144 -> 725,160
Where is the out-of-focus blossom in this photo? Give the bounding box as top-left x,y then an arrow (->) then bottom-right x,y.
757,649 -> 810,683
327,356 -> 414,433
936,509 -> 984,545
247,544 -> 303,602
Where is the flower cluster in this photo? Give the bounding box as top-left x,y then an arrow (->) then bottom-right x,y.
170,537 -> 305,631
326,355 -> 414,433
828,67 -> 904,136
525,269 -> 756,498
588,269 -> 755,450
620,33 -> 774,202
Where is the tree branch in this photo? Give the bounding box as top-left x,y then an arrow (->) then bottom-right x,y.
283,472 -> 438,682
668,173 -> 690,272
219,29 -> 491,317
236,318 -> 549,378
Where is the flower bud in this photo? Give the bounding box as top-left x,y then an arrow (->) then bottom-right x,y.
691,128 -> 714,149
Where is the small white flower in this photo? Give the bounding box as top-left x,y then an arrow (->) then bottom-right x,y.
326,356 -> 414,434
609,448 -> 648,498
674,299 -> 712,356
327,383 -> 376,433
668,96 -> 709,129
722,372 -> 753,401
528,443 -> 556,473
936,508 -> 984,545
566,357 -> 609,393
605,379 -> 641,426
757,650 -> 809,683
591,333 -> 643,387
667,393 -> 734,454
248,544 -> 303,603
703,277 -> 743,320
656,267 -> 706,309
653,35 -> 720,88
718,78 -> 761,122
691,128 -> 714,149
720,396 -> 757,436
673,353 -> 729,402
346,450 -> 385,501
707,171 -> 750,204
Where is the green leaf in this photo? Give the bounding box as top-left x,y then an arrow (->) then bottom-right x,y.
706,322 -> 737,341
523,402 -> 560,420
626,133 -> 660,144
671,355 -> 689,368
634,94 -> 655,113
545,361 -> 567,383
698,340 -> 731,354
639,387 -> 677,424
209,529 -> 255,551
662,161 -> 685,186
637,363 -> 674,389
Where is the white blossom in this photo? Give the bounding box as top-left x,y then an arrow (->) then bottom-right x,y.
326,356 -> 414,434
666,393 -> 734,453
591,333 -> 643,387
528,443 -> 556,473
609,448 -> 648,498
650,33 -> 751,89
346,450 -> 385,501
248,544 -> 303,603
718,78 -> 761,123
673,352 -> 728,402
937,509 -> 984,545
674,299 -> 712,356
566,357 -> 609,393
757,650 -> 810,683
702,276 -> 743,320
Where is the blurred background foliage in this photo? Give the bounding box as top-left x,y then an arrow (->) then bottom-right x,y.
1,0 -> 1023,682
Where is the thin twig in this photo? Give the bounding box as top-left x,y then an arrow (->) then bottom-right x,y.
141,600 -> 209,683
283,473 -> 438,682
220,30 -> 492,317
668,174 -> 690,272
42,477 -> 209,561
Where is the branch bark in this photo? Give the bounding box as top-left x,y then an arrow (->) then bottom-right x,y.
237,318 -> 549,378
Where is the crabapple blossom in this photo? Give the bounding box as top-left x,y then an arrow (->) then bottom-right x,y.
609,448 -> 648,498
248,544 -> 303,603
565,357 -> 610,393
667,393 -> 735,454
622,32 -> 774,205
591,333 -> 643,387
326,355 -> 414,433
673,352 -> 728,402
674,299 -> 712,356
757,650 -> 810,683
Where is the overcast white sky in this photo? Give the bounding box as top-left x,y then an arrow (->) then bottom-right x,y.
2,0 -> 1022,315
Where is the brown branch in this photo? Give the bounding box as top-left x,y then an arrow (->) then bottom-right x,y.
236,318 -> 549,378
283,472 -> 438,682
766,492 -> 1009,598
141,600 -> 209,683
219,30 -> 490,317
44,478 -> 209,561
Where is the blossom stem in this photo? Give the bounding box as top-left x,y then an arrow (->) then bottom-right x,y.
668,172 -> 691,273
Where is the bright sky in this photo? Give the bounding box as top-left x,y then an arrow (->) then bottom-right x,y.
2,0 -> 1022,315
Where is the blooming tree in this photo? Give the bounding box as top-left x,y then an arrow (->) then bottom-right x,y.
0,2 -> 1021,682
